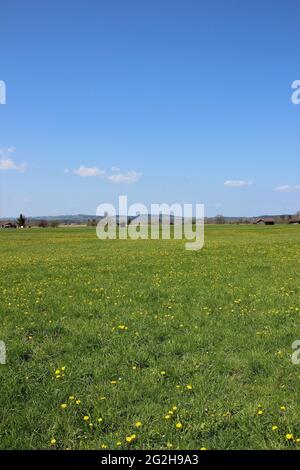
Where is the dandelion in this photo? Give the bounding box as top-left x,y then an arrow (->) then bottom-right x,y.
100,444 -> 108,449
165,414 -> 171,420
272,426 -> 278,431
83,415 -> 90,421
186,384 -> 193,390
60,403 -> 67,409
176,422 -> 183,429
126,434 -> 136,443
118,325 -> 128,331
50,438 -> 56,445
69,396 -> 75,401
98,418 -> 103,423
172,406 -> 178,411
286,433 -> 294,441
100,396 -> 106,401
160,371 -> 166,377
76,400 -> 81,405
280,405 -> 286,412
200,447 -> 207,451
55,369 -> 61,375
296,438 -> 300,445
257,410 -> 264,416
135,421 -> 142,428
110,380 -> 117,385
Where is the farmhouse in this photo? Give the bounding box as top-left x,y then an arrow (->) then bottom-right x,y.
255,218 -> 275,225
289,218 -> 300,224
1,221 -> 17,229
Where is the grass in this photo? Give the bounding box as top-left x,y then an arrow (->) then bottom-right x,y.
0,224 -> 300,450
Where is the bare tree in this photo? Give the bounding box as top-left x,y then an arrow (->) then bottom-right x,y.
38,220 -> 49,228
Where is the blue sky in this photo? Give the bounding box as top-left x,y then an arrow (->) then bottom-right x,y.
0,0 -> 299,217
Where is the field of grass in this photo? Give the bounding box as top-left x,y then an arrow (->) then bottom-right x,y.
1,225 -> 300,450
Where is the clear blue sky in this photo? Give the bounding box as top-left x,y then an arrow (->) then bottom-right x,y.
0,0 -> 299,217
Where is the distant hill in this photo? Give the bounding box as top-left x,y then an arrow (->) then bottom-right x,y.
0,213 -> 298,225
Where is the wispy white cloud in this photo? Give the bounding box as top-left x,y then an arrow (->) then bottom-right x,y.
275,184 -> 300,193
224,180 -> 253,188
107,170 -> 142,184
0,147 -> 26,172
66,165 -> 142,183
69,166 -> 106,177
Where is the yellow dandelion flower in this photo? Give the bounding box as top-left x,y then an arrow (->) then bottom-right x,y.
160,371 -> 166,376
200,447 -> 207,451
296,438 -> 300,445
55,369 -> 60,375
272,426 -> 278,431
60,403 -> 67,409
69,396 -> 75,401
118,325 -> 128,330
172,406 -> 178,411
76,400 -> 81,405
98,418 -> 103,423
61,366 -> 66,371
135,421 -> 142,428
116,442 -> 122,446
186,384 -> 193,390
100,444 -> 108,449
257,410 -> 264,416
50,438 -> 56,445
126,434 -> 137,443
176,422 -> 183,429
280,406 -> 286,412
165,414 -> 171,420
110,380 -> 117,385
286,433 -> 294,441
83,415 -> 90,421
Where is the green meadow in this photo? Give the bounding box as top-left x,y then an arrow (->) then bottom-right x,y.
0,225 -> 300,450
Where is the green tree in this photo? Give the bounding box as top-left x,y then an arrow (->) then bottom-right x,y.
17,213 -> 26,227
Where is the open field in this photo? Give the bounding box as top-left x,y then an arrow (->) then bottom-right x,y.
0,225 -> 300,450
